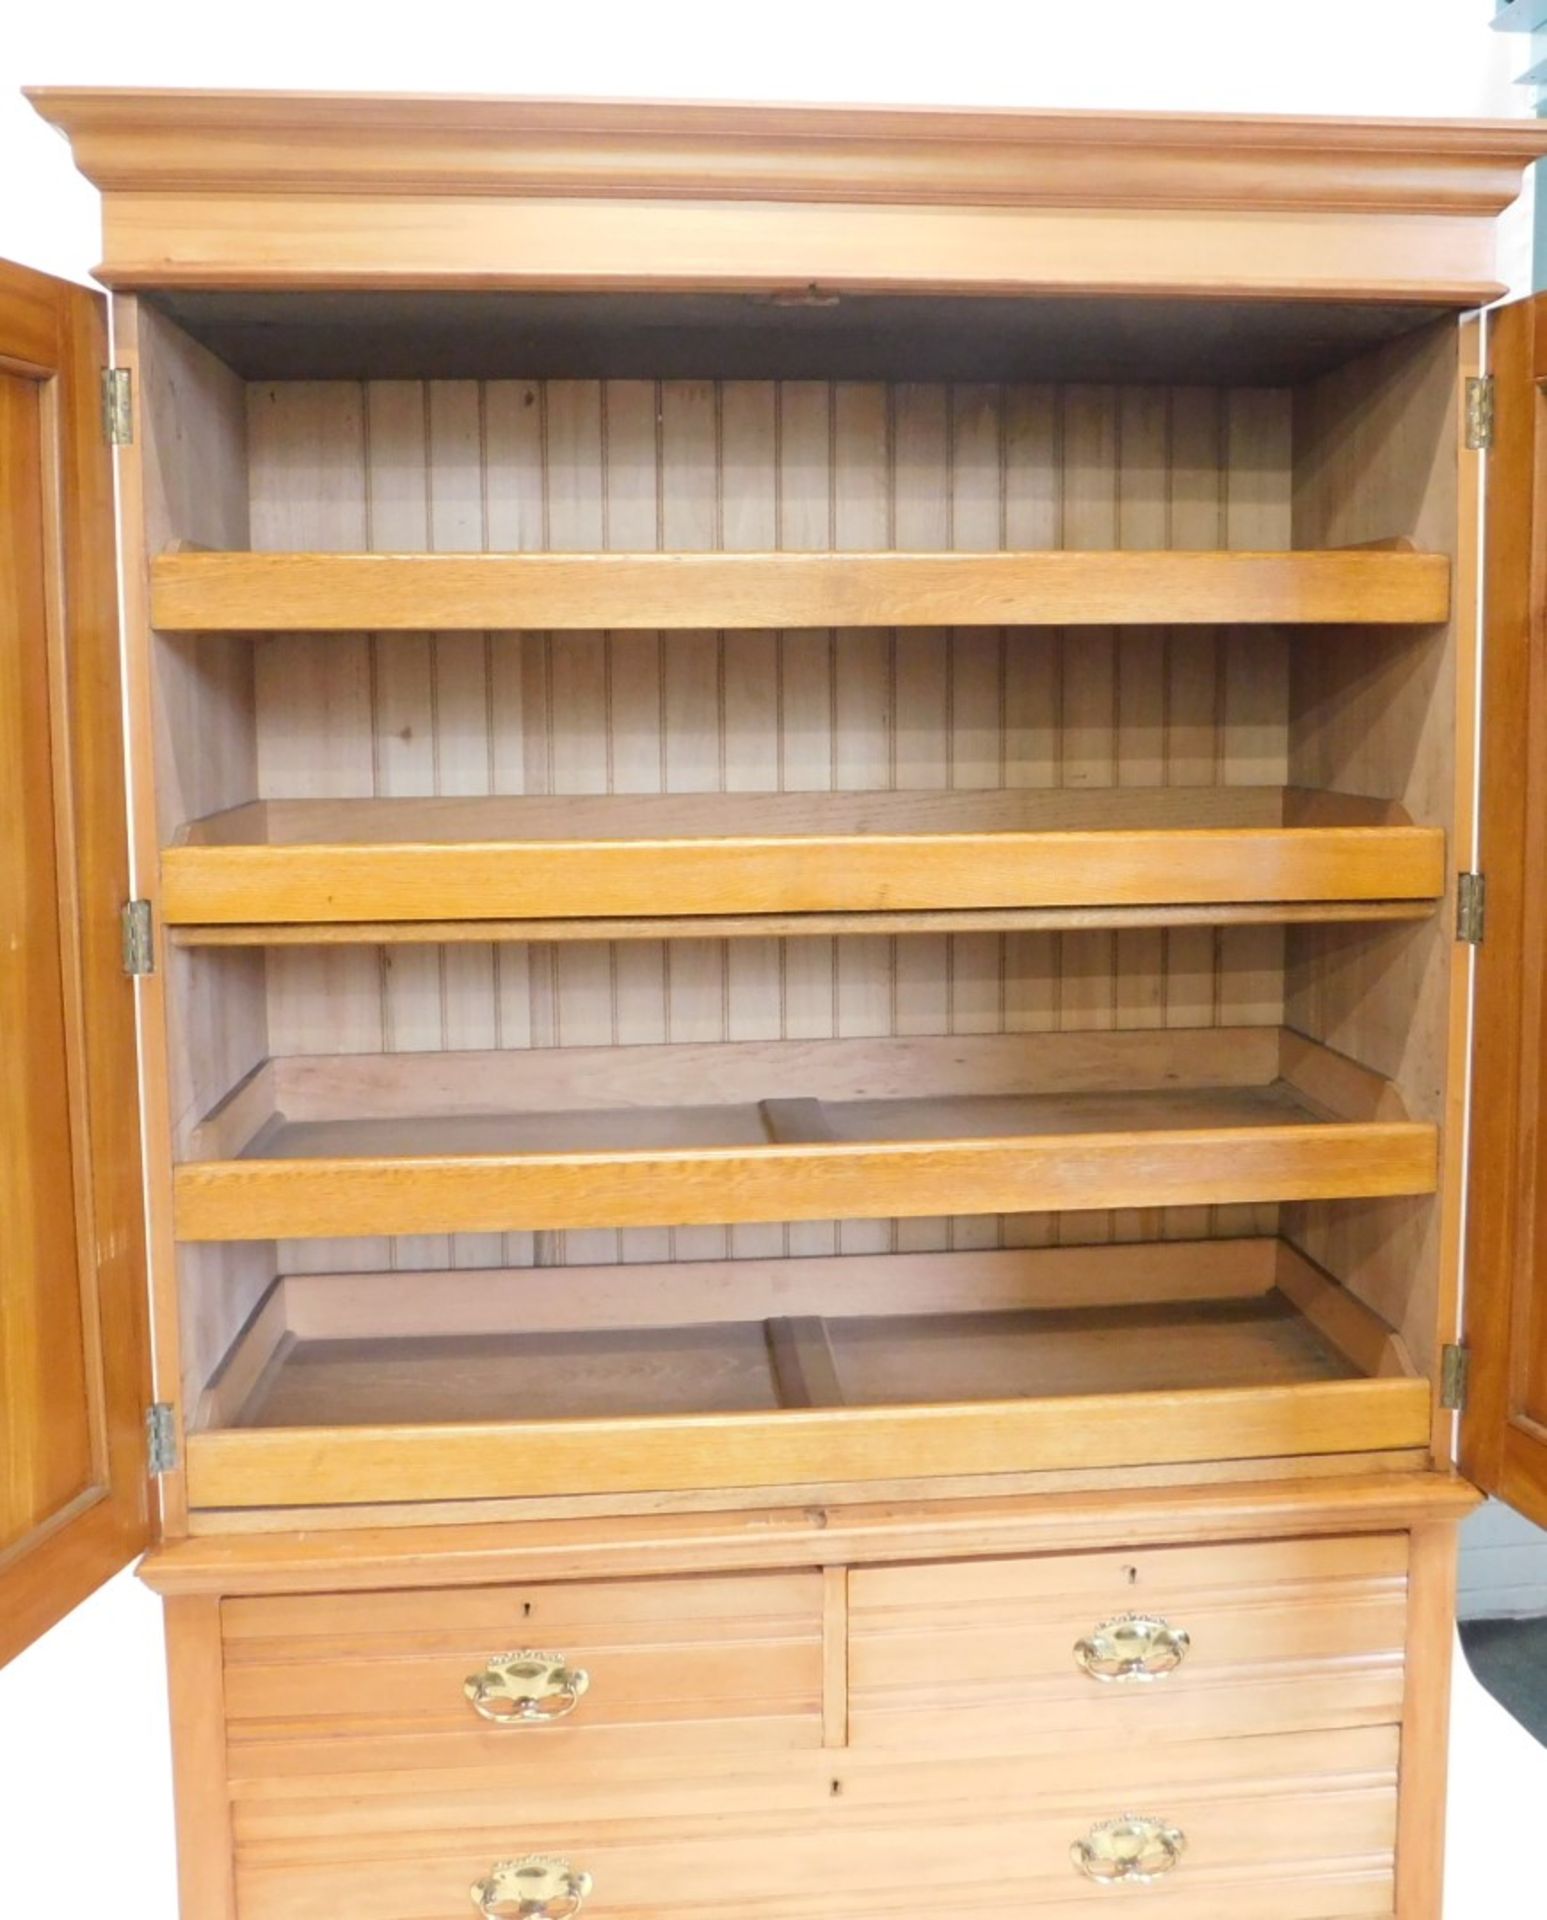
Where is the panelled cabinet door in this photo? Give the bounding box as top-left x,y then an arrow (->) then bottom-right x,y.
0,258 -> 149,1666
1463,291 -> 1547,1528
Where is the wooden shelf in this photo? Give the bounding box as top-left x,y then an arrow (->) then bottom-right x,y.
162,786 -> 1444,929
149,546 -> 1451,633
174,1027 -> 1437,1243
184,1237 -> 1429,1506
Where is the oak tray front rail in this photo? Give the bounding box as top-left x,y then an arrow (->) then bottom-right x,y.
182,1236 -> 1430,1507
172,1027 -> 1436,1244
160,785 -> 1444,929
148,544 -> 1452,633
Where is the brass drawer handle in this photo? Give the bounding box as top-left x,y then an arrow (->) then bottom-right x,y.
1074,1613 -> 1190,1683
471,1855 -> 593,1918
1071,1814 -> 1186,1884
465,1650 -> 591,1724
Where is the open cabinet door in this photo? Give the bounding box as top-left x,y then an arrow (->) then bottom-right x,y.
0,258 -> 149,1665
1463,291 -> 1547,1527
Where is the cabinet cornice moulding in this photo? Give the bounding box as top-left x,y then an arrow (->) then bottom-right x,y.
27,89 -> 1547,214
27,90 -> 1547,300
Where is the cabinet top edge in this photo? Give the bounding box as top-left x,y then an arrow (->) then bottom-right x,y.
26,86 -> 1547,209
29,88 -> 1544,305
26,86 -> 1547,149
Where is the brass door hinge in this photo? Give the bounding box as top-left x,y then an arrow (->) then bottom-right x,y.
1466,375 -> 1494,451
1440,1344 -> 1471,1413
146,1402 -> 179,1476
121,899 -> 154,975
1457,871 -> 1486,945
101,366 -> 133,447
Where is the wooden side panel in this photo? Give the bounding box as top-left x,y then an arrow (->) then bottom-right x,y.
247,378 -> 1294,1284
165,1596 -> 237,1920
0,260 -> 150,1662
118,302 -> 273,1519
1462,292 -> 1547,1526
1394,1521 -> 1460,1917
1286,320 -> 1466,1390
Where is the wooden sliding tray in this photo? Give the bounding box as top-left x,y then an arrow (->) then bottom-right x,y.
184,1238 -> 1431,1506
162,787 -> 1444,928
148,545 -> 1451,632
175,1026 -> 1437,1243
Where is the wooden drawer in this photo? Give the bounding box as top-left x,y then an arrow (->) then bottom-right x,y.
222,1570 -> 824,1780
848,1533 -> 1407,1752
230,1724 -> 1397,1920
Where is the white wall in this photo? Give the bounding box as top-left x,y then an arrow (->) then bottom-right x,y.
0,4 -> 1539,1915
1461,1497 -> 1547,1619
0,1573 -> 175,1911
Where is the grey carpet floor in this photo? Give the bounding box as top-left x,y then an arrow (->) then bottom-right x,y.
1459,1616 -> 1547,1746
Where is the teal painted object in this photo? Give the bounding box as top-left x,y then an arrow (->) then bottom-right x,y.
1495,7 -> 1547,292
1494,0 -> 1547,31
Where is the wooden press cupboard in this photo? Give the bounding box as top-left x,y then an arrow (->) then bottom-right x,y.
10,87 -> 1547,1917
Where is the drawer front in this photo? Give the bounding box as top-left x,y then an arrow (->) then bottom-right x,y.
223,1571 -> 824,1780
231,1724 -> 1398,1920
849,1533 -> 1407,1751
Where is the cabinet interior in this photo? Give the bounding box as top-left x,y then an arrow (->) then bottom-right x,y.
133,291 -> 1463,1509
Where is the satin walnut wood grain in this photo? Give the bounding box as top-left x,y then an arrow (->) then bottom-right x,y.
160,787 -> 1445,926
184,1377 -> 1430,1507
149,546 -> 1451,632
170,1025 -> 1437,1242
